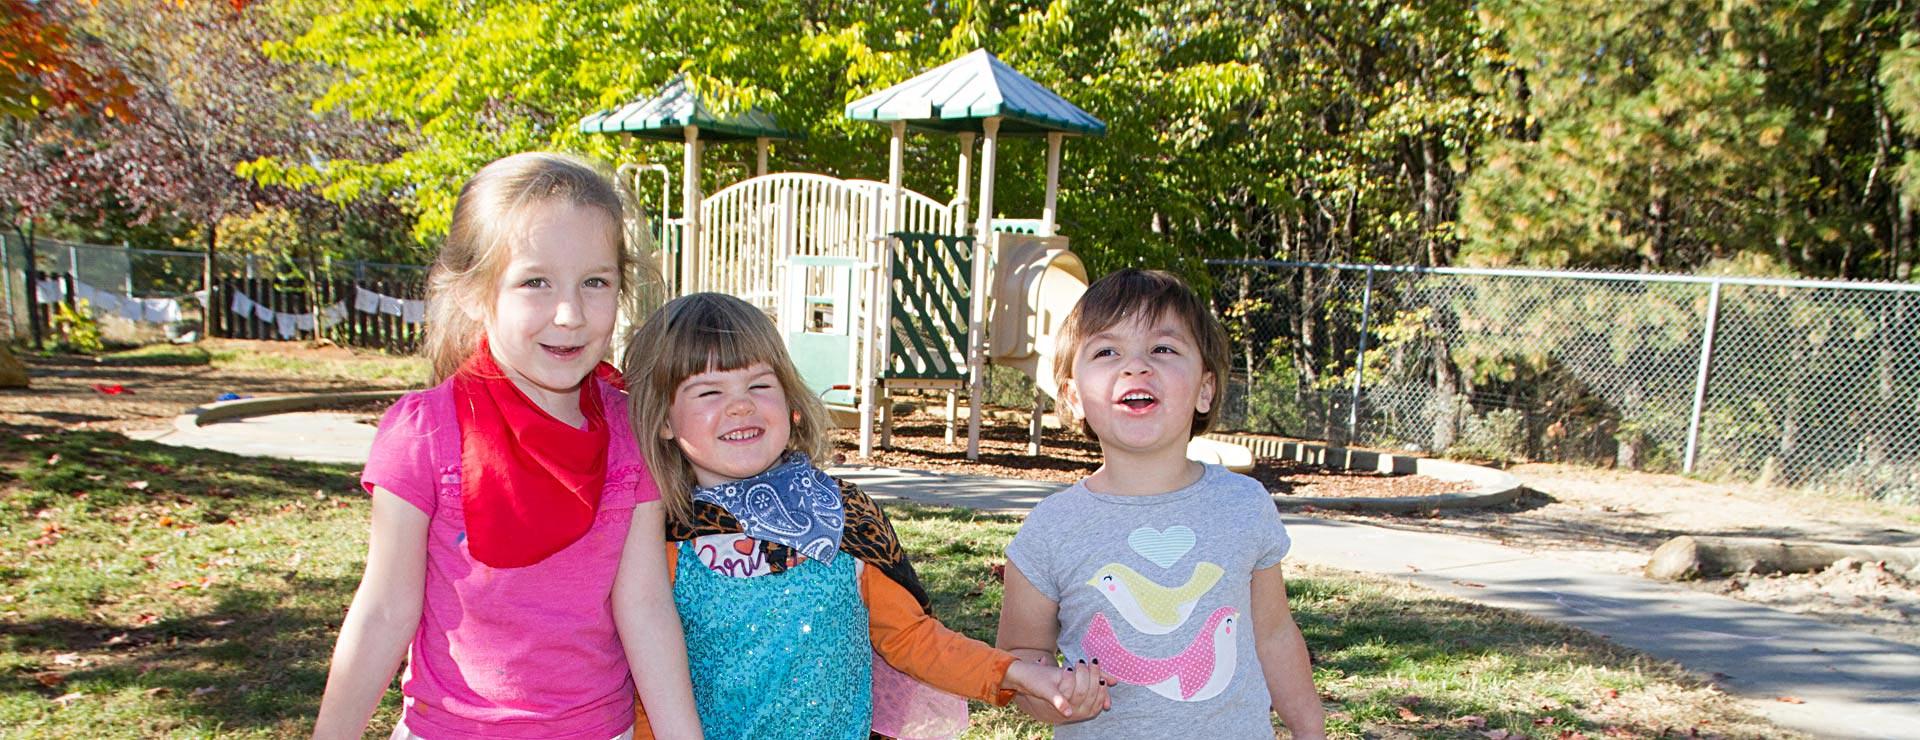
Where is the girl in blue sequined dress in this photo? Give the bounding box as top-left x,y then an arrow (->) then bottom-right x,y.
621,292 -> 1109,739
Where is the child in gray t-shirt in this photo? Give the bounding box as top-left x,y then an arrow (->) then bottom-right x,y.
997,269 -> 1325,739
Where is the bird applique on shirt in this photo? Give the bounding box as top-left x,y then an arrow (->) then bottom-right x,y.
1081,606 -> 1241,702
1086,562 -> 1225,634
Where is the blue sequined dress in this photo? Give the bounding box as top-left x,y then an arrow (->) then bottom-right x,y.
673,540 -> 873,739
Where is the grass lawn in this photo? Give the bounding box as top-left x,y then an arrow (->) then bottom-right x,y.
93,341 -> 426,386
0,430 -> 1788,738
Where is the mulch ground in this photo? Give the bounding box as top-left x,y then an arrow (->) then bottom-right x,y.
830,411 -> 1461,498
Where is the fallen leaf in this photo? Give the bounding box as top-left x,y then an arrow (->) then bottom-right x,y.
1457,715 -> 1489,729
85,474 -> 105,482
34,672 -> 65,687
46,454 -> 60,465
1535,716 -> 1558,726
51,692 -> 84,706
52,653 -> 81,666
126,480 -> 149,491
144,687 -> 171,697
191,686 -> 216,697
22,433 -> 42,441
133,613 -> 159,626
1558,732 -> 1588,740
1397,706 -> 1422,721
1482,730 -> 1515,740
166,580 -> 193,590
104,633 -> 130,647
1776,696 -> 1805,704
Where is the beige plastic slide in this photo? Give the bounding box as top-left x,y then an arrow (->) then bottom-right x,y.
986,233 -> 1253,473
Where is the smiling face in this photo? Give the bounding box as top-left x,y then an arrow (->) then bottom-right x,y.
1062,310 -> 1216,466
479,202 -> 620,421
664,361 -> 795,487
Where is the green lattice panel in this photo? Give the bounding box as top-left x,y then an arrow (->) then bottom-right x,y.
886,233 -> 971,382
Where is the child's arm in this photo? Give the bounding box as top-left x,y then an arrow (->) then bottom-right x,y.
613,500 -> 702,739
861,563 -> 1104,719
994,561 -> 1109,725
1250,563 -> 1326,740
313,488 -> 429,739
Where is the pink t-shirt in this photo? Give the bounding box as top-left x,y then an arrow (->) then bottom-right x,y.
361,377 -> 659,740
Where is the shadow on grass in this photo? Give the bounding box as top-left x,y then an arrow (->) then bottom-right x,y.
1,426 -> 361,511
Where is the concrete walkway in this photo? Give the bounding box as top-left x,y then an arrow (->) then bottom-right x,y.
146,413 -> 1918,740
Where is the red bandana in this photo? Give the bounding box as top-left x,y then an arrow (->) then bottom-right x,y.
452,340 -> 620,568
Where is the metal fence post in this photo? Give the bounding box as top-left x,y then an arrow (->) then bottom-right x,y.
1347,265 -> 1376,441
1683,280 -> 1723,474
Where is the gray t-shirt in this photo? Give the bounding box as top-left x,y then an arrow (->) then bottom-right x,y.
1005,464 -> 1292,739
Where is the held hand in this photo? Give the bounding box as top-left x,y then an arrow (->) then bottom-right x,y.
1004,658 -> 1111,721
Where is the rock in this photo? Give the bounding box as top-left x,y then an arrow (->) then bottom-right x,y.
0,345 -> 27,388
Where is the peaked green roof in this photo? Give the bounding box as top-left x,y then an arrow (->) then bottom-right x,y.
844,50 -> 1106,137
578,74 -> 798,142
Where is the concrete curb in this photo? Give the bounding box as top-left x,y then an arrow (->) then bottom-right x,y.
173,390 -> 409,432
1205,433 -> 1526,513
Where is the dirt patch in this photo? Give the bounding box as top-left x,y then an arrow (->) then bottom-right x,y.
0,340 -> 419,434
831,411 -> 1456,498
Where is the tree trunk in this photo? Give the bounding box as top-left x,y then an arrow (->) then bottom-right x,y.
1646,535 -> 1920,581
202,221 -> 217,339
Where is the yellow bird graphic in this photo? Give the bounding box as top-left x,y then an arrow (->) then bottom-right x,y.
1085,562 -> 1224,635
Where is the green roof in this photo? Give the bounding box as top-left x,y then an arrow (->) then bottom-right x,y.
844,50 -> 1106,137
578,74 -> 798,142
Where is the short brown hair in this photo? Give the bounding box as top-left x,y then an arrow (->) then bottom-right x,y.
622,292 -> 834,524
1053,269 -> 1230,439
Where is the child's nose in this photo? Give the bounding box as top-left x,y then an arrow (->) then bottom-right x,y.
553,293 -> 584,327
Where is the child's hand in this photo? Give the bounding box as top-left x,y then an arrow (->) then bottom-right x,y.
1004,657 -> 1110,721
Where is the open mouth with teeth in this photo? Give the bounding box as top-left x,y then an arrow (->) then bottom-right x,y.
1117,391 -> 1158,411
719,427 -> 764,442
541,343 -> 584,358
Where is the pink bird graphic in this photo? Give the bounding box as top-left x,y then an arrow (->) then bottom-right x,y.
1080,606 -> 1240,702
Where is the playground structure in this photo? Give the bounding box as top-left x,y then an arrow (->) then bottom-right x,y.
582,51 -> 1251,470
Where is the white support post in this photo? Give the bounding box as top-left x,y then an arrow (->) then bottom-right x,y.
944,389 -> 958,445
682,126 -> 703,292
955,132 -> 975,235
1041,132 -> 1063,236
1683,280 -> 1723,474
755,137 -> 769,177
968,118 -> 1001,460
1346,265 -> 1375,441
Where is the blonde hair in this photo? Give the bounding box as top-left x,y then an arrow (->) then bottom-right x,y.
422,152 -> 656,383
1054,268 -> 1231,440
623,292 -> 834,524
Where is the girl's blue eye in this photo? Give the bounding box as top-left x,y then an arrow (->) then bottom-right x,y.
1092,348 -> 1117,358
585,277 -> 611,288
521,277 -> 548,288
1153,345 -> 1178,354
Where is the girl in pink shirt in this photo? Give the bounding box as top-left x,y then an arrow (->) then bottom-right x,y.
313,153 -> 701,740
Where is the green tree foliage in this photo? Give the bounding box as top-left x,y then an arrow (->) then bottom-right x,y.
1461,0 -> 1918,280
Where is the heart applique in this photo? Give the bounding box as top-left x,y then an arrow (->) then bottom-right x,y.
1127,526 -> 1196,568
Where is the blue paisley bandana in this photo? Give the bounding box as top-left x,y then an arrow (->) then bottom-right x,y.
690,451 -> 846,563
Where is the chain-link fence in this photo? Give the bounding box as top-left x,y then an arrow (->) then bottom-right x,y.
1,233 -> 430,350
1209,260 -> 1920,504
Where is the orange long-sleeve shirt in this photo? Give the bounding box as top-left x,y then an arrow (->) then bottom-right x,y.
633,543 -> 1016,737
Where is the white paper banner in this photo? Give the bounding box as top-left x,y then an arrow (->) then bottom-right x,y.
253,303 -> 275,323
400,299 -> 427,325
353,286 -> 380,314
377,294 -> 404,316
275,313 -> 299,339
36,279 -> 63,303
230,291 -> 255,317
294,313 -> 316,331
142,298 -> 181,324
321,302 -> 348,327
